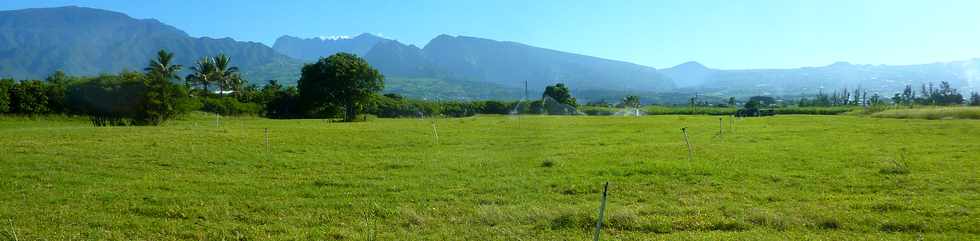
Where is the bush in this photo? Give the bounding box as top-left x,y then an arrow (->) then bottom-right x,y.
10,80 -> 50,115
202,96 -> 262,116
481,100 -> 512,114
441,101 -> 481,117
0,78 -> 13,113
66,73 -> 147,125
579,106 -> 618,116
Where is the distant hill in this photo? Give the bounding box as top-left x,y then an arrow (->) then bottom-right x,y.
0,6 -> 302,82
275,33 -> 678,98
660,61 -> 715,88
662,60 -> 980,96
418,35 -> 675,92
272,33 -> 387,61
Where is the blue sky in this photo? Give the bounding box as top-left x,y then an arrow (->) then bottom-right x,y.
2,0 -> 980,69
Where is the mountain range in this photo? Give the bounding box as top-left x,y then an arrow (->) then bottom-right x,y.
1,6 -> 978,102
0,6 -> 302,82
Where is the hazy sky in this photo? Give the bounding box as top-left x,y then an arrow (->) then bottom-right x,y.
3,0 -> 980,69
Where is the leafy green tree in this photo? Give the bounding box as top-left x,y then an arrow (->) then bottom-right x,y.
142,50 -> 185,125
265,86 -> 300,118
542,83 -> 576,107
44,71 -> 75,114
623,95 -> 641,108
298,53 -> 384,122
0,78 -> 13,113
970,92 -> 980,106
10,80 -> 50,114
728,96 -> 736,106
747,96 -> 776,108
261,80 -> 284,103
65,71 -> 148,126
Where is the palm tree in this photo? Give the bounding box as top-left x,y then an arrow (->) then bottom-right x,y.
142,49 -> 182,125
187,57 -> 216,95
213,54 -> 239,95
145,50 -> 182,81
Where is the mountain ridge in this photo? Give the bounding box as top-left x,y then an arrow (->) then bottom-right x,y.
0,6 -> 301,81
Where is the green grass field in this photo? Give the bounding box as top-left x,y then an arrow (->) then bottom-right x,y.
872,106 -> 980,120
1,114 -> 978,240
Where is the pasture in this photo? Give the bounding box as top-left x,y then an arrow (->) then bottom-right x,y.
1,114 -> 978,240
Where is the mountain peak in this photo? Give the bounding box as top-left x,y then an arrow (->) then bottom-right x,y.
272,33 -> 389,60
672,61 -> 709,70
828,61 -> 852,67
662,61 -> 715,88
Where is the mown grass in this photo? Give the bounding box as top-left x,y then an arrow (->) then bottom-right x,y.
639,106 -> 857,116
644,106 -> 737,115
872,106 -> 980,120
0,114 -> 978,240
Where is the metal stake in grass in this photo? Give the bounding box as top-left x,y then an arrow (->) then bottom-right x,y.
593,182 -> 609,241
682,127 -> 694,161
431,121 -> 440,145
264,128 -> 270,156
731,115 -> 736,135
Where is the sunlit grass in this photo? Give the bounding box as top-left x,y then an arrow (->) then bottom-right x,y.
872,106 -> 980,120
0,114 -> 978,239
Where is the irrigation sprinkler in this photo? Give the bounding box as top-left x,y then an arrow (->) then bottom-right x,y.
682,127 -> 693,161
593,182 -> 609,241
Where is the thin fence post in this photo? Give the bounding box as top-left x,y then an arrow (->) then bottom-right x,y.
731,115 -> 736,135
431,121 -> 439,145
682,127 -> 693,161
264,128 -> 270,157
593,182 -> 609,241
718,117 -> 723,137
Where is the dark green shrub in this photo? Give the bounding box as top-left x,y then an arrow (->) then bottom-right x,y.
10,80 -> 50,115
66,72 -> 147,126
482,100 -> 512,114
202,96 -> 261,116
0,78 -> 13,113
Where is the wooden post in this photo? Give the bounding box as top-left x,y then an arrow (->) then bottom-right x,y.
593,182 -> 609,241
682,128 -> 693,161
718,117 -> 723,137
731,115 -> 736,135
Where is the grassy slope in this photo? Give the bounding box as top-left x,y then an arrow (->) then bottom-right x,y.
0,114 -> 978,240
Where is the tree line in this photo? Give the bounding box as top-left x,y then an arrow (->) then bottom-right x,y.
0,50 -> 600,125
796,82 -> 979,107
